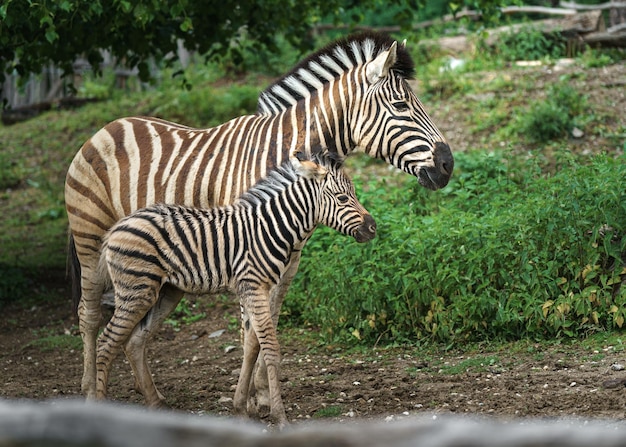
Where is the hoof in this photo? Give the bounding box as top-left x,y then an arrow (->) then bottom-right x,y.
247,396 -> 270,419
147,398 -> 168,410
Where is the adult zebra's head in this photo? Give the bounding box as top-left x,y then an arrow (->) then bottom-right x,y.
294,152 -> 376,243
354,35 -> 453,190
257,31 -> 453,191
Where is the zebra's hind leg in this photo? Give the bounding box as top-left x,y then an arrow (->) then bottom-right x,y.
78,270 -> 105,400
96,289 -> 158,402
234,317 -> 261,419
123,285 -> 184,407
238,287 -> 287,429
249,252 -> 302,417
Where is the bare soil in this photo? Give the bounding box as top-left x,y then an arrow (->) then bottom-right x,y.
1,280 -> 624,425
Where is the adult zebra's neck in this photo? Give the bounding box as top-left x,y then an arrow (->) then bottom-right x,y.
237,164 -> 321,256
274,74 -> 359,160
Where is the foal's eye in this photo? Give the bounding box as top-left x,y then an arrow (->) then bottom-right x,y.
337,194 -> 350,204
392,101 -> 409,112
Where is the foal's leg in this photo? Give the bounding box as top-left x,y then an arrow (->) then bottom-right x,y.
123,285 -> 184,407
238,287 -> 287,428
96,288 -> 158,401
249,251 -> 302,415
233,318 -> 260,418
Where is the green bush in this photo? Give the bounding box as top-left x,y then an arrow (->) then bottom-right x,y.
285,151 -> 626,345
516,83 -> 586,142
152,84 -> 260,127
492,25 -> 566,61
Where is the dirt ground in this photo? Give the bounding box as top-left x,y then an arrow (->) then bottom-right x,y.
1,277 -> 624,425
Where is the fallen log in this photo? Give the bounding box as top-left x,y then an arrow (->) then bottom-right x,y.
560,1 -> 626,11
418,10 -> 625,55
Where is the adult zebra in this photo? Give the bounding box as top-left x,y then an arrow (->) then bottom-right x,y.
65,31 -> 453,413
96,152 -> 375,427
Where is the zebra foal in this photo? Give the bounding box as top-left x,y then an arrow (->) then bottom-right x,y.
96,152 -> 375,427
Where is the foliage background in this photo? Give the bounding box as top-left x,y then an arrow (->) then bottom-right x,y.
0,0 -> 624,347
0,0 -> 518,85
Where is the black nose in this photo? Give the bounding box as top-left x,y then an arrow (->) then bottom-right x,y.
434,141 -> 454,178
364,214 -> 376,235
355,214 -> 376,243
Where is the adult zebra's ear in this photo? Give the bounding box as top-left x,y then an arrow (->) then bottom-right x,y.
365,41 -> 398,84
293,151 -> 328,180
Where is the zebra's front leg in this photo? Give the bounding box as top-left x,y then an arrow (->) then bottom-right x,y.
236,287 -> 287,428
248,251 -> 302,417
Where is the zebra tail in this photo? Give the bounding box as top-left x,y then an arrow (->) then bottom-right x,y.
67,233 -> 81,317
96,238 -> 112,292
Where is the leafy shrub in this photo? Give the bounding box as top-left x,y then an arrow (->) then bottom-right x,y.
492,25 -> 566,61
152,84 -> 260,127
516,83 -> 586,142
579,48 -> 626,68
285,151 -> 626,345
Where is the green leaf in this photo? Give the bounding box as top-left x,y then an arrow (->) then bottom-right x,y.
59,0 -> 72,12
0,3 -> 8,20
45,28 -> 59,44
180,17 -> 193,32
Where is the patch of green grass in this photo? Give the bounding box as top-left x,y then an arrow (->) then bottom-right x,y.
581,332 -> 625,353
588,353 -> 605,362
437,355 -> 500,375
312,405 -> 343,418
579,48 -> 626,68
0,152 -> 24,190
164,297 -> 207,330
26,334 -> 82,352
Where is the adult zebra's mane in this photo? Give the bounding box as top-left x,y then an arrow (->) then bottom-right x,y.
257,31 -> 415,115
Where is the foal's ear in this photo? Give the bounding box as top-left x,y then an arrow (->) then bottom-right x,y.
293,151 -> 328,179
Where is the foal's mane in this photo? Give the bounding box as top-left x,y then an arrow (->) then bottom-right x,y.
237,152 -> 343,207
257,31 -> 415,115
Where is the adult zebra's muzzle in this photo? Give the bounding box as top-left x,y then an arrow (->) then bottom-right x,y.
418,141 -> 454,190
354,214 -> 377,243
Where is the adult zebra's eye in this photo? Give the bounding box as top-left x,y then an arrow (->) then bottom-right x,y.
337,194 -> 350,204
392,101 -> 409,112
